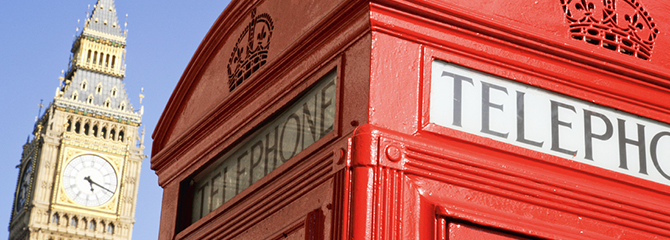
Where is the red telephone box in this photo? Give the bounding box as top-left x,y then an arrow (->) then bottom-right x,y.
151,0 -> 670,239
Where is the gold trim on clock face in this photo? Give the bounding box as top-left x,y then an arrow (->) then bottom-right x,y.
62,154 -> 118,207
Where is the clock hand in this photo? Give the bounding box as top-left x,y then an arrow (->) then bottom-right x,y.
84,176 -> 94,192
84,176 -> 114,194
91,181 -> 115,194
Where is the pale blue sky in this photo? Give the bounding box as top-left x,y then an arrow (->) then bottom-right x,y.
0,1 -> 230,238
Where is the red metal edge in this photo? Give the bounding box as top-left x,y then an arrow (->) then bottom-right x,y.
369,1 -> 670,89
374,2 -> 670,124
433,197 -> 608,239
175,150 -> 336,239
349,124 -> 670,238
409,128 -> 670,238
347,124 -> 380,240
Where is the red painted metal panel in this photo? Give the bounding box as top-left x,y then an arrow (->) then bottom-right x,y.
348,124 -> 670,239
351,125 -> 670,239
448,222 -> 530,240
153,0 -> 670,239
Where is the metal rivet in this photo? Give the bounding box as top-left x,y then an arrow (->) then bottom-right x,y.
386,145 -> 401,162
337,148 -> 345,164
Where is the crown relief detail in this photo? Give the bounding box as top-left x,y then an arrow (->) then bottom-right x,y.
561,0 -> 659,60
227,9 -> 275,91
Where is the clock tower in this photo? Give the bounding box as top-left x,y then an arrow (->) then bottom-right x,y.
8,1 -> 145,239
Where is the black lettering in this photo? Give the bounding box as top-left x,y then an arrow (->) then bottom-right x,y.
481,82 -> 509,138
550,100 -> 578,156
651,132 -> 670,180
265,126 -> 279,173
210,173 -> 221,211
583,110 -> 613,160
280,114 -> 301,163
235,151 -> 248,194
442,71 -> 474,127
249,140 -> 264,185
221,166 -> 228,201
197,183 -> 208,218
303,96 -> 318,149
617,119 -> 647,174
516,91 -> 543,147
319,80 -> 335,137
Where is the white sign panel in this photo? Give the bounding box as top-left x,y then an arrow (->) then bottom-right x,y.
430,60 -> 670,186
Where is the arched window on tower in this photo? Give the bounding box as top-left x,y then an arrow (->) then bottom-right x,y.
101,127 -> 107,139
89,220 -> 97,231
71,217 -> 78,228
87,50 -> 92,63
111,55 -> 116,69
52,213 -> 59,225
92,125 -> 98,137
82,218 -> 88,229
110,129 -> 116,140
99,52 -> 104,65
63,215 -> 69,227
93,51 -> 98,64
72,92 -> 78,101
74,121 -> 81,134
105,54 -> 110,67
119,130 -> 124,142
84,123 -> 90,135
67,119 -> 72,132
107,223 -> 115,234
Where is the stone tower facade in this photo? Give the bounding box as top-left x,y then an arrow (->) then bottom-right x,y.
8,1 -> 144,239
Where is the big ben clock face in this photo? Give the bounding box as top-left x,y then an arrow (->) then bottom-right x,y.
15,157 -> 33,212
62,154 -> 118,207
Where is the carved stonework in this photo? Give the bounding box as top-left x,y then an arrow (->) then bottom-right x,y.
109,156 -> 122,169
65,149 -> 76,160
125,177 -> 136,185
63,131 -> 130,156
59,190 -> 69,203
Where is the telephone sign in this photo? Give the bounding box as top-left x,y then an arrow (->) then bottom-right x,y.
431,60 -> 670,185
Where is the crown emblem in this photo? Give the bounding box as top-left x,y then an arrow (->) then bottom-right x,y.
560,0 -> 659,60
227,9 -> 274,91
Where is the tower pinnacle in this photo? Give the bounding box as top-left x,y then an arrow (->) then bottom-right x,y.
55,0 -> 138,122
85,0 -> 124,38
